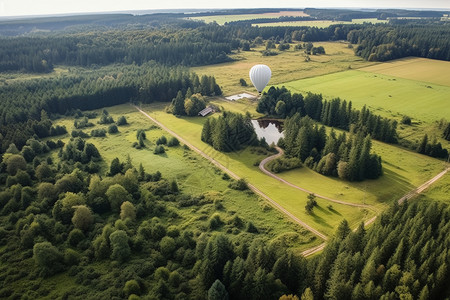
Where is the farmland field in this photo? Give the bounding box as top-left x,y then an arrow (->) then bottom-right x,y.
193,41 -> 374,95
360,57 -> 450,87
277,69 -> 450,123
188,11 -> 308,25
254,18 -> 387,28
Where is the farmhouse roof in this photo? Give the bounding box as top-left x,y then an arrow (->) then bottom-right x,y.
198,106 -> 213,117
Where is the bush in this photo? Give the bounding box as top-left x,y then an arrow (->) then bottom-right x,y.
123,280 -> 140,296
108,124 -> 119,134
91,129 -> 106,137
261,50 -> 278,56
401,115 -> 412,125
156,136 -> 167,145
228,178 -> 248,190
208,213 -> 223,230
239,78 -> 247,86
116,116 -> 128,126
167,137 -> 180,147
33,242 -> 64,277
266,157 -> 302,173
154,145 -> 165,155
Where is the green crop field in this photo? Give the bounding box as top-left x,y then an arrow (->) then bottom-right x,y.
253,18 -> 387,28
52,104 -> 320,251
188,11 -> 308,25
360,57 -> 450,87
277,69 -> 450,123
193,42 -> 374,95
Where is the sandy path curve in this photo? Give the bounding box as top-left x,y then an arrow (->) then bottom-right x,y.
259,146 -> 374,209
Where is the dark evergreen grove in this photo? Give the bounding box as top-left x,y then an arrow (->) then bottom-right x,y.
257,86 -> 398,144
201,112 -> 259,152
0,63 -> 221,153
281,114 -> 382,181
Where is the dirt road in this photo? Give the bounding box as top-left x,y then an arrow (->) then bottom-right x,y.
259,146 -> 374,209
134,105 -> 328,241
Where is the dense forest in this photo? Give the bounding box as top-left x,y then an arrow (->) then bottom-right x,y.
280,114 -> 383,181
0,63 -> 221,153
0,126 -> 447,298
257,87 -> 398,144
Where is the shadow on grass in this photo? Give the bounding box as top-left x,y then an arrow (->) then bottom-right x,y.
315,205 -> 332,215
327,207 -> 343,216
311,211 -> 333,229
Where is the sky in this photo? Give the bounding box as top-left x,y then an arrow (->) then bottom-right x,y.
1,0 -> 449,17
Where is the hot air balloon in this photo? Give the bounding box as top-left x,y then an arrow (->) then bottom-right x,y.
249,64 -> 271,94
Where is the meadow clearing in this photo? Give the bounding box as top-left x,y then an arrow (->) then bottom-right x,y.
193,42 -> 375,95
253,18 -> 387,28
52,105 -> 320,250
188,10 -> 309,25
138,102 -> 375,237
277,69 -> 450,123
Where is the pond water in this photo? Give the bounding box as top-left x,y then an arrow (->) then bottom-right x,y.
251,119 -> 284,145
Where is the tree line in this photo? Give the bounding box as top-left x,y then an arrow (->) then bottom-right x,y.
0,28 -> 232,73
349,24 -> 450,61
281,114 -> 382,181
257,86 -> 398,143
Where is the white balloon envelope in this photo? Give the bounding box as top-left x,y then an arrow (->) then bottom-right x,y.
249,64 -> 271,93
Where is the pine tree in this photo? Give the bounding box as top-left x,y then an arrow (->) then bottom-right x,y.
172,90 -> 186,115
416,134 -> 428,154
208,279 -> 229,300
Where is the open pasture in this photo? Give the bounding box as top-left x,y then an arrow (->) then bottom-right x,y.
360,57 -> 450,87
278,69 -> 450,123
52,104 -> 319,251
188,11 -> 308,25
254,18 -> 387,28
193,42 -> 373,95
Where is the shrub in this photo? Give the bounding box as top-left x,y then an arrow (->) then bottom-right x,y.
123,280 -> 140,296
33,242 -> 64,277
108,124 -> 119,134
167,137 -> 180,147
154,145 -> 165,155
156,136 -> 167,145
266,157 -> 302,173
228,178 -> 248,190
91,129 -> 106,137
208,213 -> 223,230
116,116 -> 128,126
401,115 -> 412,125
239,78 -> 247,86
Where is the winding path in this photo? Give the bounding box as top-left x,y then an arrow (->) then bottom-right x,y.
134,105 -> 328,241
259,146 -> 374,209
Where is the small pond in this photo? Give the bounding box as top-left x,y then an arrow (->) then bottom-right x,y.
251,119 -> 284,145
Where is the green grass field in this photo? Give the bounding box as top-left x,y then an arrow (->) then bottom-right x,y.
254,18 -> 387,28
277,69 -> 450,123
193,42 -> 374,95
52,105 -> 320,251
188,11 -> 308,25
360,57 -> 450,87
